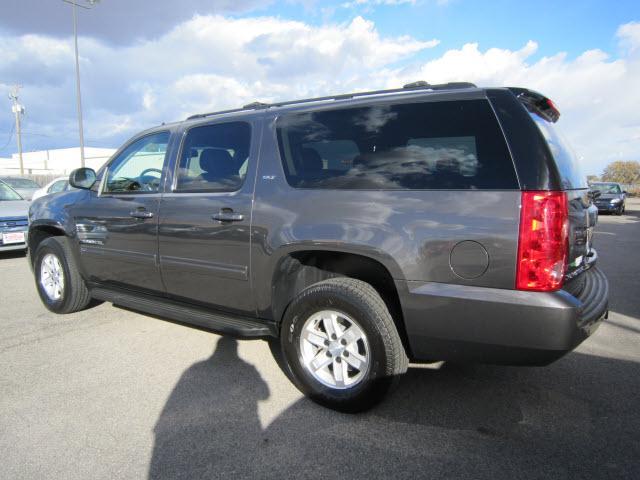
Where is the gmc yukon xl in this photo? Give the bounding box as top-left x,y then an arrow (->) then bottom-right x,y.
27,82 -> 609,411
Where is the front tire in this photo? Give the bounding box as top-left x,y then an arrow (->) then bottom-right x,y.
279,278 -> 408,412
34,236 -> 92,314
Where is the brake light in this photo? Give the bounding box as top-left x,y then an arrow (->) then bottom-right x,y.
516,191 -> 569,291
545,98 -> 560,121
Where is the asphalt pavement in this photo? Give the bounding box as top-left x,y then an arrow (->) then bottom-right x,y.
1,200 -> 639,479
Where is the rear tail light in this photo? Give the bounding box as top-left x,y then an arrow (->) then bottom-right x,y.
516,191 -> 569,291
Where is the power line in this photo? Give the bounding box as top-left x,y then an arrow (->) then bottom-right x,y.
0,123 -> 16,151
18,131 -> 53,138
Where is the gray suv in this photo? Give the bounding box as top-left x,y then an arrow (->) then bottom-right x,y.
27,82 -> 609,412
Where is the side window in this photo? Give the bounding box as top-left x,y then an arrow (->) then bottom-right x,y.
176,122 -> 251,192
104,131 -> 169,193
48,180 -> 68,194
529,114 -> 586,189
276,100 -> 518,190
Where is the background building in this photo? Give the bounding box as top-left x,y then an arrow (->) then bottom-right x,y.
0,147 -> 115,176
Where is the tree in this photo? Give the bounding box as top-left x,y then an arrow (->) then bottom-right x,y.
586,175 -> 600,184
601,161 -> 640,185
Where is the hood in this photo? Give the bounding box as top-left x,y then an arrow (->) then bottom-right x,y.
0,200 -> 30,218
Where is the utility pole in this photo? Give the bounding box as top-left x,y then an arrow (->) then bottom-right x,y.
9,85 -> 25,175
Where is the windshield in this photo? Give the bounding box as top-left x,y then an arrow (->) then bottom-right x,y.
529,113 -> 587,189
591,183 -> 622,194
0,182 -> 23,201
1,177 -> 40,188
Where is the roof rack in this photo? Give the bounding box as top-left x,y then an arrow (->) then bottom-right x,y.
185,81 -> 477,120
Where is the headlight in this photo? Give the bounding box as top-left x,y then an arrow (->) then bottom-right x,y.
610,198 -> 622,204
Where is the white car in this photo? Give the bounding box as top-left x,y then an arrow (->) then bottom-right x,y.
31,177 -> 73,201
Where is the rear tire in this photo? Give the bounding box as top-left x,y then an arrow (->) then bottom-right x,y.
279,278 -> 408,412
34,236 -> 92,314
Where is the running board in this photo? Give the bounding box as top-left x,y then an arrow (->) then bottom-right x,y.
90,287 -> 276,338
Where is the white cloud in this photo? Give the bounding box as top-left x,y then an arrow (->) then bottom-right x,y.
617,21 -> 640,54
1,16 -> 639,176
342,0 -> 417,8
383,29 -> 640,174
0,15 -> 438,145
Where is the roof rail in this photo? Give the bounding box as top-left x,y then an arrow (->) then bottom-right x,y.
185,80 -> 477,121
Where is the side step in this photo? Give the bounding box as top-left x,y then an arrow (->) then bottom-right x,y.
91,287 -> 277,338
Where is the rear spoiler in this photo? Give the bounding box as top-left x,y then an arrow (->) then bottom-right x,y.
508,87 -> 560,123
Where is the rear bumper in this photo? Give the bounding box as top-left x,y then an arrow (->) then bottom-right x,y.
398,266 -> 609,365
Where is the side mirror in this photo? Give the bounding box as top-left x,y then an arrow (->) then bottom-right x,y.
69,168 -> 97,190
623,190 -> 628,194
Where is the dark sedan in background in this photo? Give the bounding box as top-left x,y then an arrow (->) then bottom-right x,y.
0,180 -> 29,252
590,182 -> 627,215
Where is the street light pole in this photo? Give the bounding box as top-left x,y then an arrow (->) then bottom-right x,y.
63,0 -> 99,168
72,0 -> 85,168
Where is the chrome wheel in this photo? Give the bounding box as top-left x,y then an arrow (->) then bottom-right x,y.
299,310 -> 370,389
40,253 -> 65,302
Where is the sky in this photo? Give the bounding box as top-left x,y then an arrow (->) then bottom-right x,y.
1,0 -> 639,175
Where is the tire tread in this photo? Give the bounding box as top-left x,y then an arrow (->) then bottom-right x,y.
280,277 -> 408,412
37,236 -> 91,314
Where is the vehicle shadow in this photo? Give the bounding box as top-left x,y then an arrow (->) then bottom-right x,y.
0,250 -> 26,260
148,341 -> 639,480
148,337 -> 269,479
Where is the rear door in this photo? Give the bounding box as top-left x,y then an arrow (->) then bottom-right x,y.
157,119 -> 259,315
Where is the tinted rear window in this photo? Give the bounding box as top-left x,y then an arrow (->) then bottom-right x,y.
529,113 -> 587,189
276,99 -> 518,190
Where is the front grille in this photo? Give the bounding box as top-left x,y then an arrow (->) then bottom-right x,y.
0,217 -> 28,229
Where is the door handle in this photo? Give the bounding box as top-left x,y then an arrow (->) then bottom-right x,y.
129,210 -> 154,219
212,210 -> 244,222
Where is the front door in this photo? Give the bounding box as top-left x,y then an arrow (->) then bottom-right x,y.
158,121 -> 256,315
74,131 -> 170,294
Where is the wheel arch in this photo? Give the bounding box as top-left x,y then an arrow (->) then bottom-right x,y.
28,221 -> 68,266
269,247 -> 411,356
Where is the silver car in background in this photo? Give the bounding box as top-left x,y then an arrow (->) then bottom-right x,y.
0,176 -> 41,201
0,180 -> 29,252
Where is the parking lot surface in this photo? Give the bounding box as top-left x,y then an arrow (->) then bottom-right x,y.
1,200 -> 639,479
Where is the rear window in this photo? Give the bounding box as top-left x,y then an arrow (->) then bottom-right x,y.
2,178 -> 39,188
276,99 -> 518,190
529,113 -> 587,189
